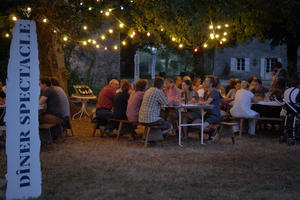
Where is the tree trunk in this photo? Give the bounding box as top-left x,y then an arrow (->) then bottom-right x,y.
193,49 -> 206,80
36,22 -> 69,93
286,36 -> 299,81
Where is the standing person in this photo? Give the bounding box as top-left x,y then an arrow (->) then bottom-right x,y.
96,79 -> 119,135
139,77 -> 172,143
230,81 -> 259,136
126,79 -> 148,122
271,61 -> 287,90
197,75 -> 222,141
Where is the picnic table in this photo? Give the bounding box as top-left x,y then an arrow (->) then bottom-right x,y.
165,104 -> 213,146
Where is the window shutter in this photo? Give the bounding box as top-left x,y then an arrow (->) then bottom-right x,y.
245,58 -> 250,72
260,58 -> 265,78
230,58 -> 236,71
277,58 -> 282,63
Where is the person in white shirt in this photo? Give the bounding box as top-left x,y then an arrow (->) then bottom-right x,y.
230,81 -> 258,136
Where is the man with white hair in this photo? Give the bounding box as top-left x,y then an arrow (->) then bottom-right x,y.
230,81 -> 258,136
96,79 -> 119,135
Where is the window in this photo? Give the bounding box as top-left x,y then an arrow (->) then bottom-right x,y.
237,58 -> 245,71
231,57 -> 250,72
265,58 -> 278,73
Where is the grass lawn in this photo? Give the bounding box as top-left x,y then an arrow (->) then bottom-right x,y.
1,118 -> 300,200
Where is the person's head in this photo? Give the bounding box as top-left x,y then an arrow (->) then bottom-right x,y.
135,79 -> 148,91
273,61 -> 282,71
183,76 -> 191,81
109,79 -> 119,90
250,79 -> 262,91
235,80 -> 241,90
214,76 -> 222,90
241,81 -> 250,90
228,78 -> 235,86
120,80 -> 130,93
175,76 -> 181,87
153,76 -> 164,89
164,78 -> 174,89
193,77 -> 201,87
181,79 -> 193,91
50,77 -> 59,86
204,75 -> 217,89
40,77 -> 51,90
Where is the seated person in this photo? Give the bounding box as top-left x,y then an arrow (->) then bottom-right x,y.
50,77 -> 71,133
126,79 -> 148,122
226,80 -> 241,100
39,78 -> 64,140
105,80 -> 131,134
96,79 -> 119,135
192,77 -> 202,91
197,75 -> 222,141
180,79 -> 201,139
230,81 -> 258,136
225,78 -> 235,95
139,77 -> 172,143
250,78 -> 268,101
163,78 -> 180,102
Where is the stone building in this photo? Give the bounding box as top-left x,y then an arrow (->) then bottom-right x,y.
213,38 -> 299,82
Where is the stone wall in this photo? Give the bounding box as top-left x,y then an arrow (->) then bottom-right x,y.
214,38 -> 287,80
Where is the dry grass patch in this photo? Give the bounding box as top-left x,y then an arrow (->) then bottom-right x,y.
0,118 -> 300,200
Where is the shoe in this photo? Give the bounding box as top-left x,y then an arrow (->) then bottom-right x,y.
248,134 -> 255,138
208,127 -> 218,141
99,127 -> 105,137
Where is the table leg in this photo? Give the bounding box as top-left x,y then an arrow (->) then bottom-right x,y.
201,108 -> 204,145
72,99 -> 90,120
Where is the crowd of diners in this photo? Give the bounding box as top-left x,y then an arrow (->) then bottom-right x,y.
95,61 -> 299,145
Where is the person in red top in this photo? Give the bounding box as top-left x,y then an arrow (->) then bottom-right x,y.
96,79 -> 119,135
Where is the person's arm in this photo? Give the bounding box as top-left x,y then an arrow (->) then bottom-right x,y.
39,96 -> 47,105
158,90 -> 170,106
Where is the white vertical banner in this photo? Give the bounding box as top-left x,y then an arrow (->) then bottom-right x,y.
5,20 -> 41,199
151,54 -> 156,79
134,53 -> 140,83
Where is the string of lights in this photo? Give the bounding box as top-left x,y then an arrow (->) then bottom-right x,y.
3,1 -> 230,53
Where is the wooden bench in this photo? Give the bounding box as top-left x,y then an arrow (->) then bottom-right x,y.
231,117 -> 283,137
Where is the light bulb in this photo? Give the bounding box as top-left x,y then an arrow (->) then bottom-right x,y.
147,32 -> 151,37
43,18 -> 47,23
172,37 -> 176,41
5,33 -> 10,38
63,36 -> 68,41
105,12 -> 110,16
27,7 -> 31,12
104,46 -> 108,51
122,41 -> 126,45
223,32 -> 227,36
119,23 -> 124,28
209,25 -> 213,29
225,24 -> 229,27
222,38 -> 227,42
108,29 -> 113,33
114,45 -> 118,50
88,39 -> 91,43
210,33 -> 215,39
217,25 -> 221,29
83,26 -> 87,30
215,34 -> 219,38
179,44 -> 183,48
109,8 -> 112,12
101,35 -> 105,40
89,7 -> 92,11
194,48 -> 198,53
96,44 -> 100,48
83,41 -> 87,45
12,16 -> 17,21
92,40 -> 96,44
203,43 -> 208,48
